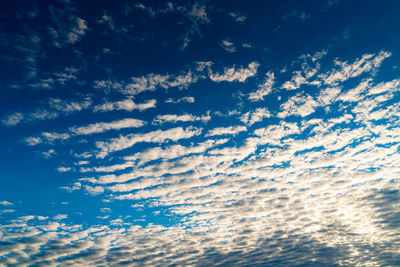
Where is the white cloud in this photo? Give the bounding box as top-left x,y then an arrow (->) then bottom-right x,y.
317,86 -> 341,106
229,12 -> 246,22
165,96 -> 195,103
56,167 -> 71,172
248,72 -> 275,101
0,209 -> 14,214
100,207 -> 111,213
180,2 -> 210,50
281,50 -> 327,91
122,139 -> 229,168
205,126 -> 247,137
241,108 -> 272,125
277,93 -> 319,118
48,1 -> 89,48
0,200 -> 13,206
29,109 -> 58,121
24,137 -> 43,146
67,17 -> 88,44
48,98 -> 92,112
59,182 -> 81,192
97,13 -> 115,30
70,118 -> 146,135
1,112 -> 24,126
209,61 -> 259,82
5,49 -> 400,267
337,79 -> 371,103
125,74 -> 169,94
152,113 -> 210,124
95,127 -> 203,158
53,214 -> 68,220
221,39 -> 236,53
41,132 -> 70,142
84,185 -> 104,195
24,132 -> 70,146
242,42 -> 254,48
366,79 -> 400,96
3,98 -> 91,127
321,51 -> 391,85
94,98 -> 156,112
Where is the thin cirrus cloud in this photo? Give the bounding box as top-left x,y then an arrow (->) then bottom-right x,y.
221,39 -> 236,53
209,61 -> 260,82
24,118 -> 147,146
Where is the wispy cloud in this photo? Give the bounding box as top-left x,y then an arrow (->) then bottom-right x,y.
248,71 -> 275,101
165,96 -> 195,103
209,61 -> 260,82
2,97 -> 92,127
95,126 -> 203,158
152,113 -> 210,125
229,12 -> 246,23
221,39 -> 236,53
205,126 -> 247,137
70,118 -> 146,135
93,98 -> 156,112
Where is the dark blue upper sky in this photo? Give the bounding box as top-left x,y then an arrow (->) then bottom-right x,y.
1,0 -> 400,266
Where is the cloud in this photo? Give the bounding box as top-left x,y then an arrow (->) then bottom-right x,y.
321,51 -> 391,85
25,132 -> 70,146
42,132 -> 70,142
132,1 -> 210,50
205,126 -> 247,137
97,12 -> 115,30
221,39 -> 236,53
24,137 -> 43,146
241,108 -> 272,125
124,72 -> 198,95
3,47 -> 400,266
0,200 -> 13,206
48,2 -> 89,48
165,96 -> 195,103
24,118 -> 146,147
242,42 -> 254,48
229,12 -> 246,23
95,72 -> 198,96
152,113 -> 210,124
56,167 -> 71,173
1,112 -> 24,126
119,139 -> 228,169
209,61 -> 260,82
59,182 -> 81,192
66,17 -> 88,44
70,118 -> 146,135
95,127 -> 203,158
53,214 -> 68,220
248,71 -> 275,101
281,50 -> 327,91
277,93 -> 319,118
180,2 -> 210,50
84,185 -> 104,195
49,98 -> 92,112
93,99 -> 156,112
2,98 -> 92,127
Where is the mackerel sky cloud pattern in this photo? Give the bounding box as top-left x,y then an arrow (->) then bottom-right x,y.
1,0 -> 400,266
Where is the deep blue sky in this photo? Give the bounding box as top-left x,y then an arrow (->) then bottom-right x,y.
1,0 -> 400,266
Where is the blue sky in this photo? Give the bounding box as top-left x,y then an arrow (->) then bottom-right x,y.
1,0 -> 400,265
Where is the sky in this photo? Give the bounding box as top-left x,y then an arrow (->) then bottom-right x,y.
1,0 -> 400,266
